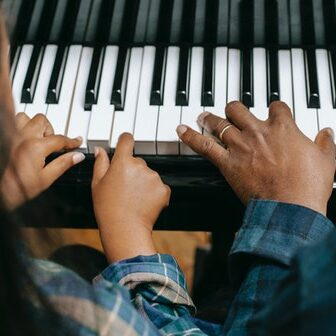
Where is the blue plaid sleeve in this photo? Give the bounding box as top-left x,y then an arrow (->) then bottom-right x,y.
223,199 -> 336,335
94,253 -> 211,335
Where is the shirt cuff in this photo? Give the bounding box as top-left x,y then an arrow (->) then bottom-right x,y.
229,199 -> 335,283
94,253 -> 195,312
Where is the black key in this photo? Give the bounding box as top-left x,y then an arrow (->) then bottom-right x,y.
241,49 -> 254,108
300,0 -> 315,45
150,47 -> 166,105
46,45 -> 68,104
111,48 -> 129,110
329,48 -> 336,108
267,49 -> 280,105
202,47 -> 214,106
85,47 -> 105,111
239,0 -> 254,46
323,0 -> 336,45
155,0 -> 174,43
176,47 -> 190,106
119,0 -> 140,43
21,46 -> 44,103
204,0 -> 219,44
304,49 -> 320,108
180,0 -> 197,43
265,0 -> 279,46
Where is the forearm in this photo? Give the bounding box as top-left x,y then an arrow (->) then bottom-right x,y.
224,199 -> 335,334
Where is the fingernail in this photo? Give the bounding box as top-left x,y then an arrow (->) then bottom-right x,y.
72,152 -> 85,164
197,112 -> 210,126
94,146 -> 100,157
176,125 -> 187,136
328,128 -> 335,140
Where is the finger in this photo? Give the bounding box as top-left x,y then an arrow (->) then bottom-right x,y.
41,135 -> 83,156
197,111 -> 243,147
113,133 -> 134,159
42,151 -> 85,188
225,101 -> 260,130
92,147 -> 110,187
16,112 -> 31,130
268,101 -> 293,124
23,113 -> 54,138
135,157 -> 147,166
176,125 -> 229,169
314,128 -> 336,156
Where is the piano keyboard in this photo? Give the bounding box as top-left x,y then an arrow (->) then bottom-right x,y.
6,0 -> 336,155
10,45 -> 336,154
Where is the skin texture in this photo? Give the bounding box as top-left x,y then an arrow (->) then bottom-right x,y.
92,134 -> 171,263
177,101 -> 336,216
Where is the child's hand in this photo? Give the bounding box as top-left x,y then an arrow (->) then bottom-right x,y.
1,113 -> 84,209
92,133 -> 171,263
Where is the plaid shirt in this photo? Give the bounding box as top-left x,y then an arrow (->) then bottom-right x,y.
28,200 -> 335,335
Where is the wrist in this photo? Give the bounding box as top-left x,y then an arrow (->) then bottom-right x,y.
98,221 -> 157,263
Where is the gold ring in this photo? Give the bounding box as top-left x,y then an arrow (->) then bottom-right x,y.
219,124 -> 234,142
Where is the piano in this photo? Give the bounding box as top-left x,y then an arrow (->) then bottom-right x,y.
5,0 -> 336,231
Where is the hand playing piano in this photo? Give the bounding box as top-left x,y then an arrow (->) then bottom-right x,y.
91,133 -> 171,263
0,112 -> 84,209
177,101 -> 336,216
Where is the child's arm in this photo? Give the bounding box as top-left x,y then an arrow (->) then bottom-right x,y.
91,133 -> 171,263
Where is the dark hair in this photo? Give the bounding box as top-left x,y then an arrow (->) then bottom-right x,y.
0,12 -> 73,336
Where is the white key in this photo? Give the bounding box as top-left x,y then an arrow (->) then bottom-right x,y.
134,46 -> 158,154
180,47 -> 204,155
203,47 -> 227,117
227,49 -> 240,103
110,48 -> 143,150
12,45 -> 33,113
87,46 -> 118,153
67,47 -> 93,152
10,46 -> 21,82
25,45 -> 57,117
250,48 -> 268,120
156,47 -> 181,155
278,50 -> 294,114
316,49 -> 336,133
46,46 -> 82,136
291,49 -> 318,140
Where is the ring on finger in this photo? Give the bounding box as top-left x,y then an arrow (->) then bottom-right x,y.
219,124 -> 234,142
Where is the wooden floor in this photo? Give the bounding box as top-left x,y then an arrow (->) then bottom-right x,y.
22,228 -> 210,290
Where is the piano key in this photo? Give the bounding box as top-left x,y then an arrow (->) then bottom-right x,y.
278,0 -> 290,45
134,46 -> 159,154
72,0 -> 94,43
204,0 -> 219,44
250,48 -> 268,121
110,48 -> 143,150
151,0 -> 174,44
289,0 -> 302,46
194,0 -> 207,44
84,0 -> 104,43
278,50 -> 294,113
180,47 -> 204,155
10,46 -> 21,82
267,49 -> 280,105
25,45 -> 57,118
111,47 -> 130,110
84,47 -> 104,111
291,49 -> 318,140
46,46 -> 82,135
254,0 -> 265,45
312,0 -> 325,45
300,0 -> 315,45
46,45 -> 68,104
180,0 -> 197,43
304,49 -> 320,108
87,46 -> 118,153
170,0 -> 184,43
176,47 -> 191,106
25,0 -> 49,42
108,0 -> 126,43
21,46 -> 44,104
227,49 -> 241,103
66,47 -> 94,152
241,49 -> 254,108
150,47 -> 166,106
323,0 -> 336,45
156,47 -> 181,155
265,0 -> 279,45
217,0 -> 229,44
145,0 -> 161,43
12,45 -> 34,113
202,47 -> 214,107
203,47 -> 227,117
316,49 -> 336,134
328,49 -> 336,108
49,0 -> 69,42
119,0 -> 140,43
133,0 -> 151,43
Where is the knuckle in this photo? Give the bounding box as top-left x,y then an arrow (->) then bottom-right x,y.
200,138 -> 215,156
225,101 -> 240,114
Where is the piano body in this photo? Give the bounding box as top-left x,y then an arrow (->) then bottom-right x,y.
4,0 -> 336,231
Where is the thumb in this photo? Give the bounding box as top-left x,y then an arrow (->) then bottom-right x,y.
92,147 -> 110,187
314,128 -> 335,156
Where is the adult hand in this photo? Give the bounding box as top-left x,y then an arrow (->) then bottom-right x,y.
1,113 -> 84,209
92,133 -> 171,263
177,101 -> 336,215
